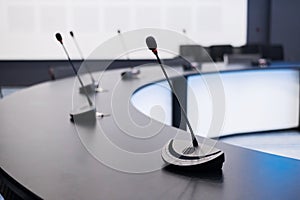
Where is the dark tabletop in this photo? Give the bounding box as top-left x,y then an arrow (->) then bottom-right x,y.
1,66 -> 300,200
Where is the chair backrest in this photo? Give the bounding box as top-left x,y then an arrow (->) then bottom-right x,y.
179,45 -> 211,63
241,44 -> 284,61
0,167 -> 42,200
224,54 -> 261,66
241,44 -> 263,54
210,45 -> 233,62
262,45 -> 284,61
48,67 -> 74,80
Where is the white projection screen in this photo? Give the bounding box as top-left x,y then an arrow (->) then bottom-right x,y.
131,69 -> 299,138
188,69 -> 300,137
0,0 -> 247,59
131,81 -> 172,126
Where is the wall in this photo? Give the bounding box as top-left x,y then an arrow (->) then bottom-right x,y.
0,0 -> 247,59
1,0 -> 300,87
247,0 -> 300,61
247,0 -> 270,44
270,0 -> 300,61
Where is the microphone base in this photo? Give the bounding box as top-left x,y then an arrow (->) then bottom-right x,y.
162,139 -> 225,171
79,83 -> 107,94
121,68 -> 140,80
70,105 -> 96,122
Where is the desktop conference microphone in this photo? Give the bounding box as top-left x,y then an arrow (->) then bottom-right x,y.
117,29 -> 130,60
55,33 -> 96,122
117,29 -> 140,80
182,28 -> 191,47
146,36 -> 225,170
69,31 -> 107,93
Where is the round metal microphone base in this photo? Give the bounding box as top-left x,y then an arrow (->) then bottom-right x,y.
162,139 -> 225,171
121,68 -> 141,80
70,105 -> 96,122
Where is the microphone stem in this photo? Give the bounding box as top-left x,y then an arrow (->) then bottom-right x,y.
154,52 -> 199,147
118,33 -> 130,60
61,44 -> 93,107
72,38 -> 96,83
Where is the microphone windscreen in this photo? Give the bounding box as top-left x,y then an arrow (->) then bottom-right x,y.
117,29 -> 121,34
70,31 -> 74,37
146,36 -> 157,51
55,33 -> 63,43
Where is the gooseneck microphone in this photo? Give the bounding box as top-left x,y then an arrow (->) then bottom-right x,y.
69,31 -> 95,83
182,28 -> 190,46
55,33 -> 96,121
69,31 -> 107,93
118,29 -> 140,80
56,33 -> 92,106
146,36 -> 225,170
117,29 -> 130,60
146,36 -> 198,147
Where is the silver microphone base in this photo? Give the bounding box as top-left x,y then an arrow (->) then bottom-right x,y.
79,83 -> 107,94
70,105 -> 96,122
162,139 -> 225,171
121,68 -> 141,80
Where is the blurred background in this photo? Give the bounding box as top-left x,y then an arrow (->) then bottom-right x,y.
1,0 -> 299,92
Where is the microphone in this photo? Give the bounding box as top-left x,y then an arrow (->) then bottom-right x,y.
117,29 -> 140,80
55,32 -> 96,122
182,28 -> 190,46
69,31 -> 107,93
146,36 -> 225,170
117,29 -> 130,60
146,36 -> 198,147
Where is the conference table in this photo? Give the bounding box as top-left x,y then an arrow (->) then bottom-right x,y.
1,63 -> 300,200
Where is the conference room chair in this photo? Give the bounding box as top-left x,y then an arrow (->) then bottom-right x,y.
209,45 -> 233,62
240,44 -> 263,55
179,45 -> 212,63
262,44 -> 284,61
0,176 -> 23,200
48,67 -> 74,81
224,53 -> 261,66
241,44 -> 284,61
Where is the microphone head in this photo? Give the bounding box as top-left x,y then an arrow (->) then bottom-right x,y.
55,33 -> 63,44
70,31 -> 74,37
146,36 -> 157,51
117,29 -> 121,34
